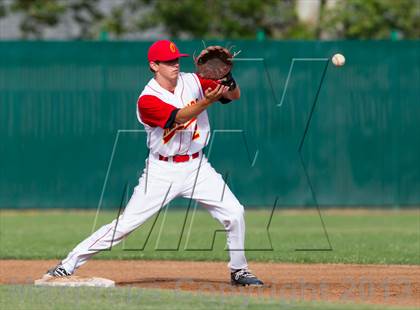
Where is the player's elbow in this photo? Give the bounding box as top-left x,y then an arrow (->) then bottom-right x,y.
232,87 -> 240,99
226,87 -> 241,100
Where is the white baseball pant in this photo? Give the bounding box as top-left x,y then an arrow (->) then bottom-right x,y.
61,154 -> 248,273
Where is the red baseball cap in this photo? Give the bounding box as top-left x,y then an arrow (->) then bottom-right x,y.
147,40 -> 189,62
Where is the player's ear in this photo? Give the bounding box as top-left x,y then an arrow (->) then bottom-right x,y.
149,61 -> 159,73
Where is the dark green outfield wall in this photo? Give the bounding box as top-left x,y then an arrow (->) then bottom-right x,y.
0,40 -> 419,209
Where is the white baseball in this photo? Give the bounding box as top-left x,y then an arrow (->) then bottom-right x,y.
332,53 -> 345,66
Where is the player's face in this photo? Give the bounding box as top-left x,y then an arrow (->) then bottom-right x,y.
156,59 -> 180,80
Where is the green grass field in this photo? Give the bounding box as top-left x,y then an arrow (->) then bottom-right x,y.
0,285 -> 415,310
1,209 -> 418,310
0,209 -> 419,264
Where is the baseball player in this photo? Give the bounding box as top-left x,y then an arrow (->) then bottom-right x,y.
46,40 -> 263,286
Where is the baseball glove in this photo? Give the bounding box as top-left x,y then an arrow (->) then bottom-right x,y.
195,45 -> 238,91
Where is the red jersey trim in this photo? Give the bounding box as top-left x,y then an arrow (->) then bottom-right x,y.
138,95 -> 177,128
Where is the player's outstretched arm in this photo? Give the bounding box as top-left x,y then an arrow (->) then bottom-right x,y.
175,84 -> 229,124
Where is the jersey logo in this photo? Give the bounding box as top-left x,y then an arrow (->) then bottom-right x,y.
163,100 -> 199,144
192,123 -> 200,140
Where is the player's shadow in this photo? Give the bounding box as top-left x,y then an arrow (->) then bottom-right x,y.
117,278 -> 273,289
117,278 -> 227,286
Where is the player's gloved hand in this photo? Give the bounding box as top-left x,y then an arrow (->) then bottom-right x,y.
204,84 -> 229,103
218,72 -> 237,91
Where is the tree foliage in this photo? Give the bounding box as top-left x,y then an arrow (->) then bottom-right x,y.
67,0 -> 103,39
10,0 -> 66,38
9,0 -> 103,39
101,6 -> 127,38
1,0 -> 419,39
133,0 -> 304,39
0,0 -> 7,18
321,0 -> 420,39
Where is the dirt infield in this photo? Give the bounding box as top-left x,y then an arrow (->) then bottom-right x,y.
1,260 -> 419,307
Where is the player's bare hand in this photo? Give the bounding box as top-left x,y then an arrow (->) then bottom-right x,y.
205,84 -> 229,103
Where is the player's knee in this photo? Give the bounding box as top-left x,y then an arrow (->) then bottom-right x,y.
234,204 -> 245,219
224,204 -> 244,228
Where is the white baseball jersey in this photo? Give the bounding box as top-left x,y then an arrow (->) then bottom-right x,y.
137,72 -> 217,157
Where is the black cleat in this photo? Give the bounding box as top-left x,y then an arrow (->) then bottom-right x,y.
47,264 -> 72,277
231,269 -> 264,286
